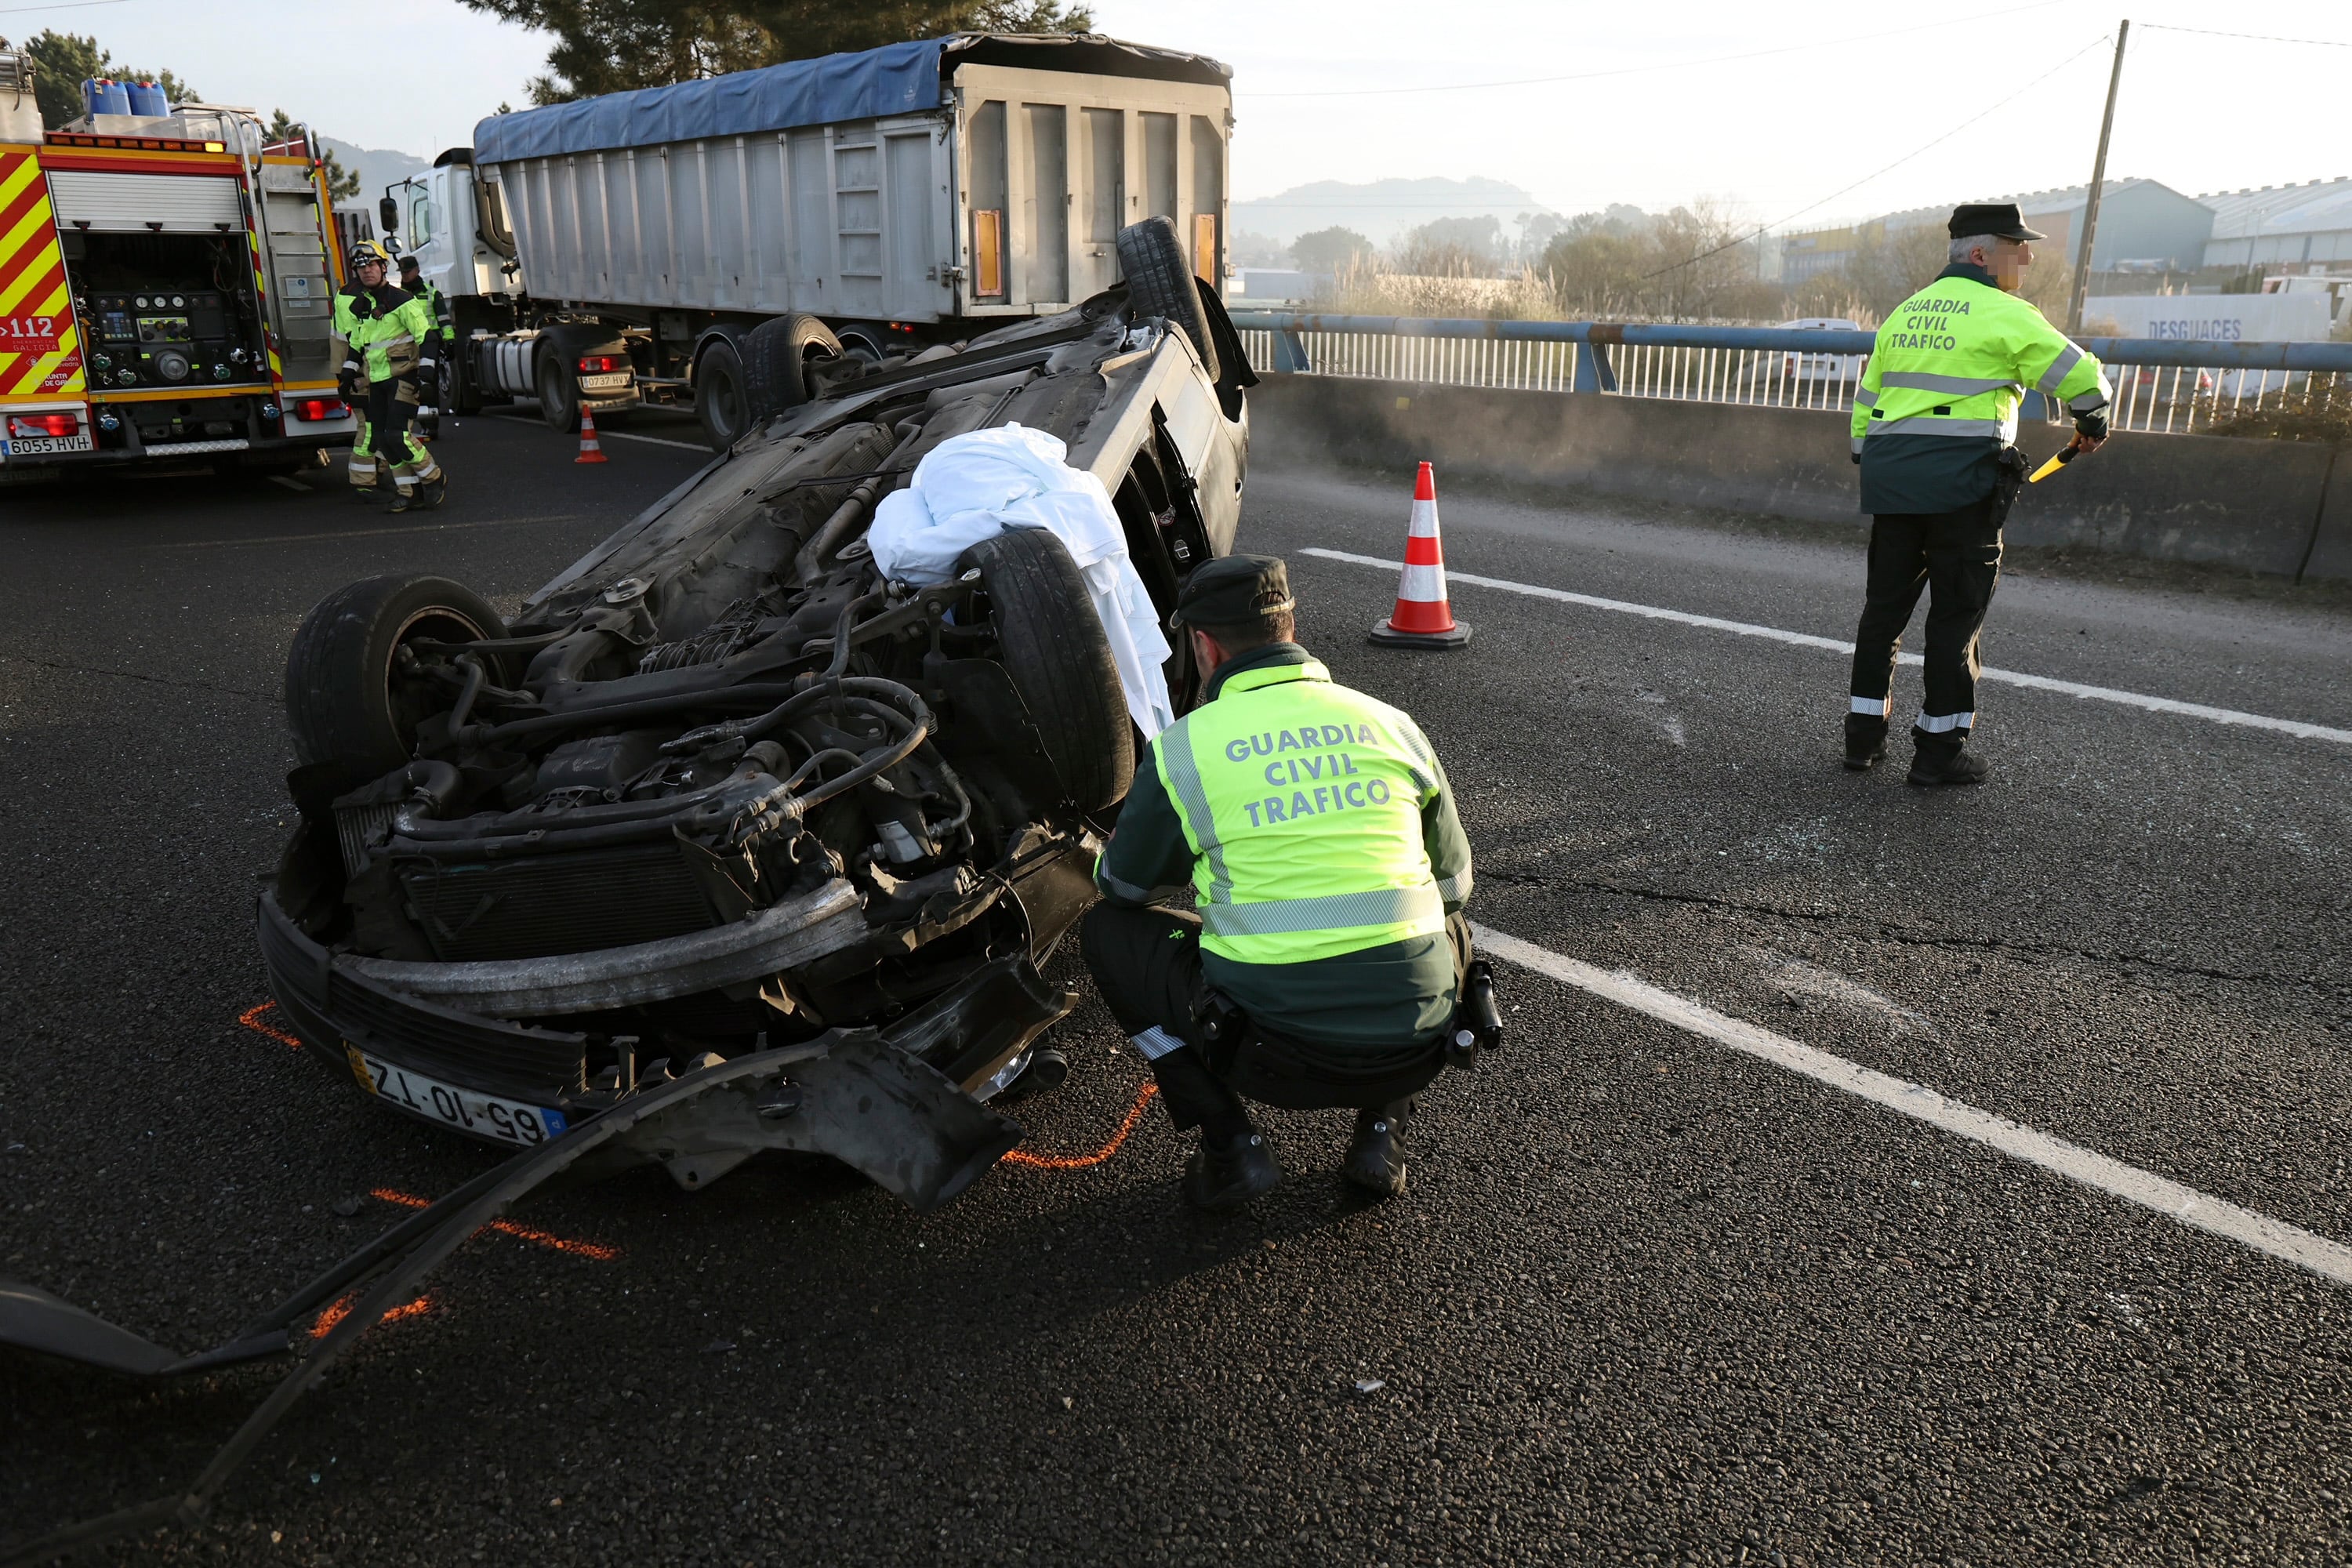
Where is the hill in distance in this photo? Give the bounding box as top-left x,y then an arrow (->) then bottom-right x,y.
1232,176 -> 1559,247
320,135 -> 435,207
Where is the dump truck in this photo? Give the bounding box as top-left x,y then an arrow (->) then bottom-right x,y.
0,50 -> 358,484
387,32 -> 1234,449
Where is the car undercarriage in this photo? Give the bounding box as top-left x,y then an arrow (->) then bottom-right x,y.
259,216 -> 1254,1200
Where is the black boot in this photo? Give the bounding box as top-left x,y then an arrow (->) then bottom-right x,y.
1184,1125 -> 1279,1211
1843,713 -> 1888,771
1342,1100 -> 1414,1197
1907,731 -> 1989,786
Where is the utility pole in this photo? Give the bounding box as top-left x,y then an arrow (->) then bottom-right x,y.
2067,20 -> 2130,334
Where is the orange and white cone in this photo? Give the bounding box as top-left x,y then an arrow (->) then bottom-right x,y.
575,404 -> 609,464
1370,461 -> 1472,649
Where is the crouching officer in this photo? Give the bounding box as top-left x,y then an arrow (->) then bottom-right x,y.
343,245 -> 448,512
1080,555 -> 1483,1210
1846,201 -> 2112,784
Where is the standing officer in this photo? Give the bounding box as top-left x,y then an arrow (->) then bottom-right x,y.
1081,555 -> 1479,1209
343,245 -> 447,512
1846,202 -> 2113,784
397,253 -> 448,439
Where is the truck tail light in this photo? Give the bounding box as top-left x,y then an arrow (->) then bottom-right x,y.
577,354 -> 622,373
294,397 -> 347,421
8,412 -> 81,438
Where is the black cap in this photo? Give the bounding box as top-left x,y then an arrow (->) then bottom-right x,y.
1172,553 -> 1294,629
1947,202 -> 2047,242
397,254 -> 419,270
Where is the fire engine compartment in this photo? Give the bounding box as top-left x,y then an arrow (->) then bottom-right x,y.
64,230 -> 269,396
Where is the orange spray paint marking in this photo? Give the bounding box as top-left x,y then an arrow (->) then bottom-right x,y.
310,1293 -> 431,1340
368,1188 -> 621,1261
1001,1083 -> 1159,1171
238,1000 -> 303,1051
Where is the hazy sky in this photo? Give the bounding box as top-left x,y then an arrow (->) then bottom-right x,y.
34,0 -> 2352,228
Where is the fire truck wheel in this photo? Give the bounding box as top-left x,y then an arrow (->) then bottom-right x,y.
1115,216 -> 1220,382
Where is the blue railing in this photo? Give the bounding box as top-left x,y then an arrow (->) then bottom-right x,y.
1227,310 -> 2352,434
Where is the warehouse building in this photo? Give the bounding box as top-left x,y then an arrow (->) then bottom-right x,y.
2200,177 -> 2352,273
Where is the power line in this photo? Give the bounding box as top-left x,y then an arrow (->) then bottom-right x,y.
1642,32 -> 2116,279
2137,22 -> 2352,49
0,0 -> 132,14
1246,0 -> 2074,99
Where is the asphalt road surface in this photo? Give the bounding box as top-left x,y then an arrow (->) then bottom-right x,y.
4,411 -> 2349,1566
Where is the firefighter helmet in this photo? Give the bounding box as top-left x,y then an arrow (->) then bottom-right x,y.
348,240 -> 391,273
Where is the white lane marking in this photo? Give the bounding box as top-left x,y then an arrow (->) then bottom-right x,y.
1303,547 -> 2352,746
494,414 -> 709,452
1472,921 -> 2352,1288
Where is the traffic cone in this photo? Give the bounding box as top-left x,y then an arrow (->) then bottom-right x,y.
1369,462 -> 1471,648
575,404 -> 609,464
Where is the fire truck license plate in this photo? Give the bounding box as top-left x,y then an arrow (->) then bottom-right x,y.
3,434 -> 93,456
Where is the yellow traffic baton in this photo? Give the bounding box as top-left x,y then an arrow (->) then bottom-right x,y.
2028,435 -> 2089,484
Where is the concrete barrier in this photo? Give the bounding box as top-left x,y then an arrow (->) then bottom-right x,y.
1249,373 -> 2350,583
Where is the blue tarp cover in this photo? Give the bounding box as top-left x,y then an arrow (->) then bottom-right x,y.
474,39 -> 946,164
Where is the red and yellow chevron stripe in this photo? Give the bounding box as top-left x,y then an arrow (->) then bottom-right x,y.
0,147 -> 84,403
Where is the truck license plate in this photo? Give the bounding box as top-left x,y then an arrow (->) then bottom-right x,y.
3,434 -> 93,456
346,1045 -> 569,1145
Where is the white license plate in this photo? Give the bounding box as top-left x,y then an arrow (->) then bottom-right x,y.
578,373 -> 630,391
346,1045 -> 570,1145
4,433 -> 94,456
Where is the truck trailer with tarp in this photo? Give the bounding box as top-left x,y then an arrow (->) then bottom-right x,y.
390,33 -> 1234,449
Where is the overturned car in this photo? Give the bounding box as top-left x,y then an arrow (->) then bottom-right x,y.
260,218 -> 1254,1207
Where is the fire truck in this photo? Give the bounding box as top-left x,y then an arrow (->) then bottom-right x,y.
0,51 -> 358,485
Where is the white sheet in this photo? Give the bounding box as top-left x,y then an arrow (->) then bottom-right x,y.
868,423 -> 1175,736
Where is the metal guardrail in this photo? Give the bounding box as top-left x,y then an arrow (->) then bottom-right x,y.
1229,310 -> 2352,437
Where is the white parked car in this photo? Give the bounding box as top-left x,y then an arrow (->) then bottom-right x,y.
1775,318 -> 1866,384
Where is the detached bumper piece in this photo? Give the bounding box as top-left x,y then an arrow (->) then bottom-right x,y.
0,964 -> 1071,1563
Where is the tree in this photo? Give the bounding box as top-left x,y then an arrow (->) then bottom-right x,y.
459,0 -> 1093,103
24,31 -> 196,129
264,110 -> 361,201
1288,226 -> 1374,278
1392,215 -> 1505,276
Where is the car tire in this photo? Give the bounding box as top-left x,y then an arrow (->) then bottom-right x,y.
535,336 -> 579,433
958,527 -> 1134,813
285,574 -> 508,789
696,336 -> 750,452
1116,216 -> 1220,382
742,314 -> 840,423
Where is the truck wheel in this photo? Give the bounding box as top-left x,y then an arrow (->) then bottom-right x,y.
1116,217 -> 1220,382
696,338 -> 750,452
958,527 -> 1134,813
535,339 -> 579,433
743,314 -> 840,423
285,574 -> 509,789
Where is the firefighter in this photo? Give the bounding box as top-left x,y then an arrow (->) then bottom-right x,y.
1080,555 -> 1479,1209
397,253 -> 448,439
1846,202 -> 2113,784
343,244 -> 447,511
332,240 -> 390,495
